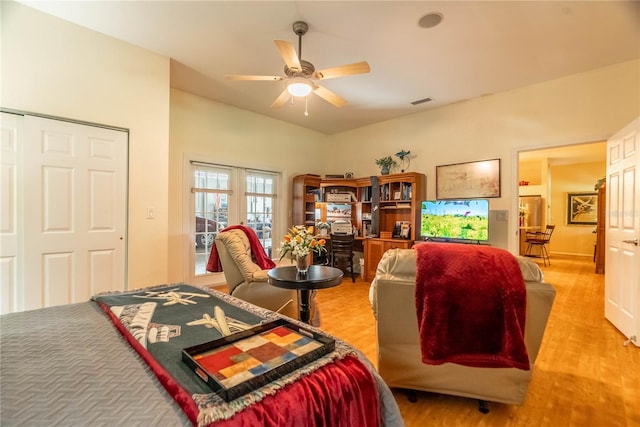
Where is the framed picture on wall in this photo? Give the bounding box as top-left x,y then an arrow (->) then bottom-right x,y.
567,192 -> 598,225
436,158 -> 501,199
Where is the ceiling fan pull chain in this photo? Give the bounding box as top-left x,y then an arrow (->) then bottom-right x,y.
304,96 -> 309,116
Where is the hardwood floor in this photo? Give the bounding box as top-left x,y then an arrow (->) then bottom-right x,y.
314,255 -> 640,427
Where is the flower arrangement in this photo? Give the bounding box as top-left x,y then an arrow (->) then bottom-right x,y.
278,225 -> 327,260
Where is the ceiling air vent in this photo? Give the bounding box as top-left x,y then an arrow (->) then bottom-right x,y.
411,97 -> 433,106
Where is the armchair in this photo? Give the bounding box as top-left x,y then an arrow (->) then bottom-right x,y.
370,247 -> 555,409
213,228 -> 317,323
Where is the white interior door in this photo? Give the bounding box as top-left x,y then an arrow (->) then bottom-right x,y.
0,114 -> 128,313
605,117 -> 640,347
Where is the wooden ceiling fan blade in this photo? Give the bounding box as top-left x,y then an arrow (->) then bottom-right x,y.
274,40 -> 301,72
225,75 -> 283,81
271,89 -> 291,108
313,85 -> 347,108
314,61 -> 370,80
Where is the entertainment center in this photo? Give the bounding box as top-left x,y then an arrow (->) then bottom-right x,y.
292,173 -> 500,281
292,173 -> 425,281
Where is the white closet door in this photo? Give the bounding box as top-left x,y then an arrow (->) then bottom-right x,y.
0,113 -> 21,313
1,114 -> 128,313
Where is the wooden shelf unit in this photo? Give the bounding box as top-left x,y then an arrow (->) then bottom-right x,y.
292,172 -> 425,282
376,172 -> 425,242
292,173 -> 424,237
292,174 -> 321,228
355,177 -> 373,237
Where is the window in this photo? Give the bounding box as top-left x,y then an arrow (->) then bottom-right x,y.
191,162 -> 279,278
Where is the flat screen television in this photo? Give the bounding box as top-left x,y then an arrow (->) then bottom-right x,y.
420,199 -> 489,242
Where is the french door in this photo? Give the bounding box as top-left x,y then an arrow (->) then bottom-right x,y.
190,161 -> 278,285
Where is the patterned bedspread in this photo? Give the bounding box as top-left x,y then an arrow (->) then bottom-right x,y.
1,284 -> 404,427
0,302 -> 191,426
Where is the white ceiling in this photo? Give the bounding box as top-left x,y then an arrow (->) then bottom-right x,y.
18,1 -> 640,135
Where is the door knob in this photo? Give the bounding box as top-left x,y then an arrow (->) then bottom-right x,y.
622,238 -> 639,246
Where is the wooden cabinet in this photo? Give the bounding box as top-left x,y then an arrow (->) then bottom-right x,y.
292,175 -> 361,231
594,183 -> 606,274
364,172 -> 425,281
364,238 -> 413,281
355,177 -> 373,237
375,172 -> 425,241
292,174 -> 321,228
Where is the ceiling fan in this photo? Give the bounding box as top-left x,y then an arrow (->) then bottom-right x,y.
225,21 -> 370,109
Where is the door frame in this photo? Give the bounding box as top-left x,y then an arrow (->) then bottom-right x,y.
512,141 -> 607,256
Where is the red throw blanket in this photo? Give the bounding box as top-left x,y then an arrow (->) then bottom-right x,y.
415,242 -> 530,370
207,225 -> 276,272
211,355 -> 380,427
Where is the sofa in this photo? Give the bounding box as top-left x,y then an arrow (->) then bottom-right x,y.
369,247 -> 555,407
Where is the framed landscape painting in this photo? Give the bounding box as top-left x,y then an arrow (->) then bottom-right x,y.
436,158 -> 501,199
567,192 -> 598,225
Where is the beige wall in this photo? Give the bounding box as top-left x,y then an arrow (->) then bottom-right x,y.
549,161 -> 606,257
167,89 -> 327,282
324,60 -> 639,251
519,160 -> 544,185
1,1 -> 171,287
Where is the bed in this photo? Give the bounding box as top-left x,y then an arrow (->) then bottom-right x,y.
1,283 -> 404,427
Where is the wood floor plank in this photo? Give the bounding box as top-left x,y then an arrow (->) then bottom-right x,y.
314,255 -> 640,426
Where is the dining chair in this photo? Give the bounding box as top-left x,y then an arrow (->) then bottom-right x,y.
525,225 -> 556,266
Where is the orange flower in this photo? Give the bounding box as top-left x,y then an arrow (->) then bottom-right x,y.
278,224 -> 327,260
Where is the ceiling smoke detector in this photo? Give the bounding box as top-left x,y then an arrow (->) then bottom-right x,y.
418,12 -> 443,29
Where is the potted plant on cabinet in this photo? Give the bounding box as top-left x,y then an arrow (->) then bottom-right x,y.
375,156 -> 397,175
316,221 -> 331,236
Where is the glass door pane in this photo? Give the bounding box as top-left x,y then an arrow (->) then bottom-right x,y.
194,166 -> 231,276
245,173 -> 276,258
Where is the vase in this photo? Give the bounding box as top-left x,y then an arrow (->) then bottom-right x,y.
296,255 -> 310,275
380,166 -> 390,175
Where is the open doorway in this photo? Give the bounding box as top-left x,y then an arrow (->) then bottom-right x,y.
517,142 -> 606,261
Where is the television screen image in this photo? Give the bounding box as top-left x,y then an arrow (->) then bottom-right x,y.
420,199 -> 489,242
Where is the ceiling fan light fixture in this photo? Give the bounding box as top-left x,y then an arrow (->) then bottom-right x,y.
286,77 -> 313,97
